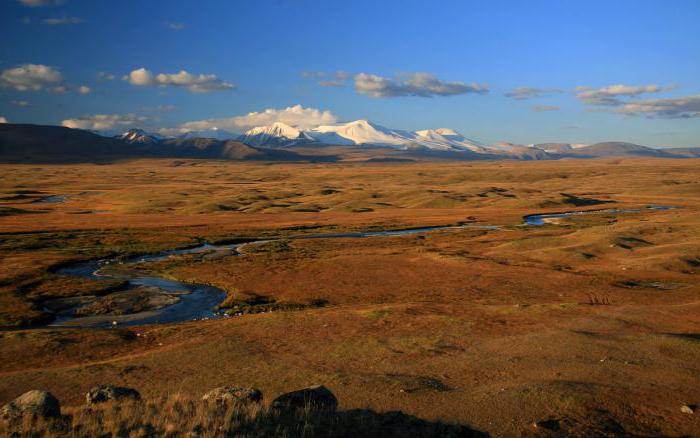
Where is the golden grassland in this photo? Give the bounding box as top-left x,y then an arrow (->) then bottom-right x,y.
0,158 -> 699,435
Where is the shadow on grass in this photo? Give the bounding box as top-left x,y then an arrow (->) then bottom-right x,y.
2,399 -> 489,437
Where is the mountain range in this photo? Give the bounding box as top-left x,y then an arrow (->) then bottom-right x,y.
234,120 -> 700,159
237,120 -> 487,152
0,121 -> 698,163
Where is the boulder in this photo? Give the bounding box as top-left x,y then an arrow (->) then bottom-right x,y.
271,385 -> 337,412
85,385 -> 141,405
202,387 -> 262,404
1,390 -> 60,420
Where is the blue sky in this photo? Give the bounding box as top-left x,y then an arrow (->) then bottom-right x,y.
1,0 -> 699,147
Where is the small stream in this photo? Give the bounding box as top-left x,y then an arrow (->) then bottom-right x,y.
48,205 -> 679,328
523,204 -> 678,226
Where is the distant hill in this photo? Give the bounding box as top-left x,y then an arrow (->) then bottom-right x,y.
158,137 -> 322,161
662,147 -> 700,158
0,124 -> 335,163
0,124 -> 149,163
565,142 -> 674,158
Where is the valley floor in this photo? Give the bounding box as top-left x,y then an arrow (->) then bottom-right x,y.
0,158 -> 699,436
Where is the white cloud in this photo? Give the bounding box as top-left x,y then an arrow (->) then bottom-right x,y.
302,70 -> 351,87
43,16 -> 83,25
62,114 -> 148,131
574,83 -> 696,118
354,72 -> 488,98
125,68 -> 153,86
19,0 -> 63,7
97,71 -> 116,81
576,84 -> 675,106
614,95 -> 700,119
0,64 -> 63,91
505,87 -> 563,100
163,105 -> 338,135
532,105 -> 560,112
166,22 -> 185,30
125,67 -> 234,93
12,100 -> 30,107
78,85 -> 91,94
0,117 -> 7,124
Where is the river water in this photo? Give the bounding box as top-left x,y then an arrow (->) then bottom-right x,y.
49,205 -> 679,328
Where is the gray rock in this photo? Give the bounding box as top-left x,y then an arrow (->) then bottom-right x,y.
202,387 -> 262,404
271,385 -> 338,412
1,390 -> 60,420
86,385 -> 141,405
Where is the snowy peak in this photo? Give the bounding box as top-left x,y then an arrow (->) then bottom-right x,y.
119,128 -> 161,144
245,122 -> 302,139
412,128 -> 484,152
312,119 -> 409,147
434,128 -> 460,136
238,122 -> 314,147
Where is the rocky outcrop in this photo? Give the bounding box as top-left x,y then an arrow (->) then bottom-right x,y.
271,385 -> 338,412
86,385 -> 141,405
1,390 -> 60,420
202,387 -> 262,405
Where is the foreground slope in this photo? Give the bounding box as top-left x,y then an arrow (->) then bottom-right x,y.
0,159 -> 699,436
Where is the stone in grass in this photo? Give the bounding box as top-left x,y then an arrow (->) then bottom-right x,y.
271,385 -> 338,412
86,385 -> 141,405
202,387 -> 262,404
1,390 -> 60,421
681,404 -> 696,414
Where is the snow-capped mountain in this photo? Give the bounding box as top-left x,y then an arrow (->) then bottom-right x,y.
237,119 -> 487,152
310,120 -> 412,148
118,128 -> 162,144
412,128 -> 485,152
238,122 -> 315,147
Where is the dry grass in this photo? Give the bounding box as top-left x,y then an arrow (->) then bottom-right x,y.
1,395 -> 480,437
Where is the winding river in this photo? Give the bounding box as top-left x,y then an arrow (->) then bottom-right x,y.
49,205 -> 678,328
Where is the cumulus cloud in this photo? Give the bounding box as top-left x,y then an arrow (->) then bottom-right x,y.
354,72 -> 488,98
532,105 -> 560,112
302,70 -> 351,87
505,87 -> 563,100
163,105 -> 338,135
575,84 -> 675,106
19,0 -> 63,7
62,114 -> 148,131
0,64 -> 63,91
12,100 -> 30,107
125,67 -> 234,93
43,16 -> 83,25
78,85 -> 91,94
0,117 -> 7,124
614,95 -> 700,119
